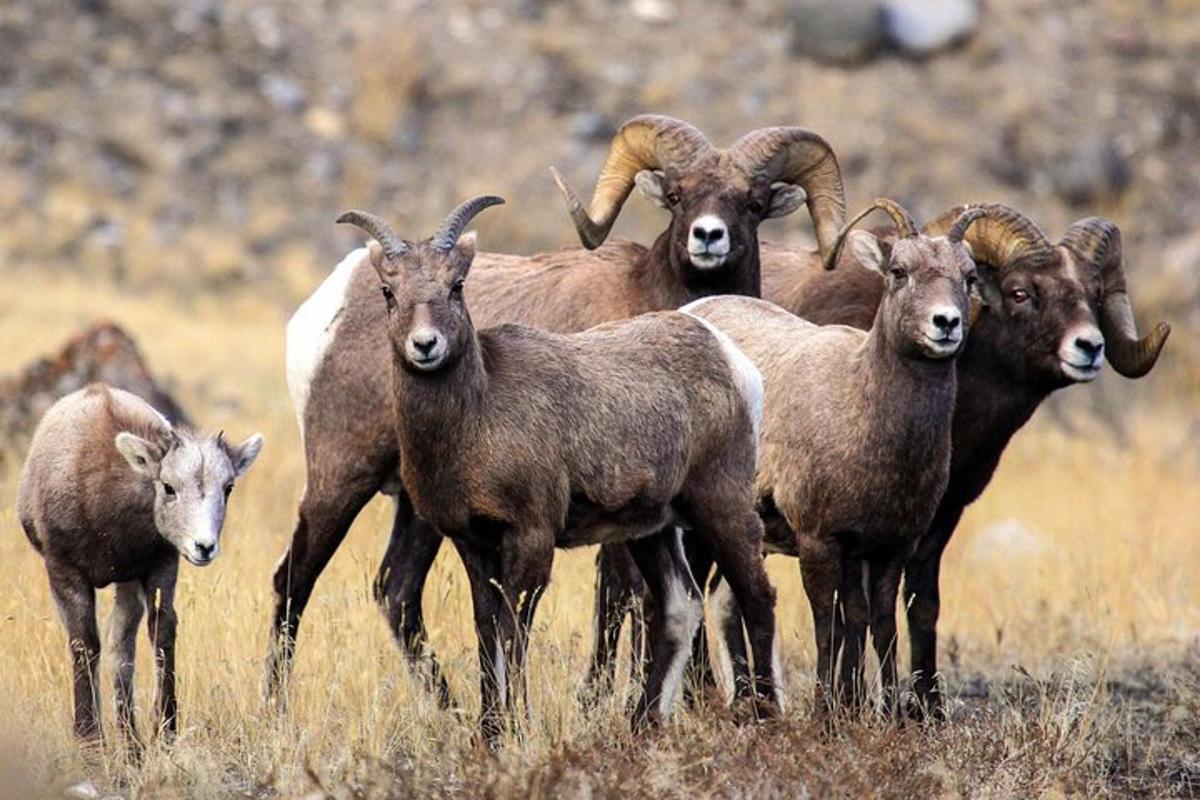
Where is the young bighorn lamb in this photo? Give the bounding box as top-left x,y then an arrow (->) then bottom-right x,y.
683,200 -> 989,712
18,385 -> 262,744
266,114 -> 846,704
757,204 -> 1170,717
337,197 -> 778,746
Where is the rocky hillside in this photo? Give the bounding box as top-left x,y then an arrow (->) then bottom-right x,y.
2,0 -> 1197,337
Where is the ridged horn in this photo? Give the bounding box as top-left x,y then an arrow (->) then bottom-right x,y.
1060,217 -> 1170,378
335,210 -> 408,259
731,127 -> 847,262
551,115 -> 713,249
430,195 -> 506,251
922,203 -> 1053,272
945,207 -> 990,243
821,198 -> 918,271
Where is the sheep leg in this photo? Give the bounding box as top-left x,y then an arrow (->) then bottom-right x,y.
798,539 -> 843,716
374,495 -> 451,707
681,533 -> 718,707
903,504 -> 962,722
584,544 -> 642,701
454,541 -> 507,749
626,528 -> 703,728
690,510 -> 779,717
264,478 -> 377,705
109,581 -> 145,752
497,533 -> 552,736
867,557 -> 904,719
708,573 -> 754,700
48,560 -> 102,741
837,558 -> 869,712
143,555 -> 179,741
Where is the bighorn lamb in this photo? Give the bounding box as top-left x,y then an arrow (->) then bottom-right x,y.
680,200 -> 989,712
337,197 -> 778,745
267,114 -> 846,703
18,385 -> 262,744
758,204 -> 1170,716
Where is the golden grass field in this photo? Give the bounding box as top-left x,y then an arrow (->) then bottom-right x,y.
0,269 -> 1197,798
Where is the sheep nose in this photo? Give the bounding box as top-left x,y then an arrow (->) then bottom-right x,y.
692,223 -> 725,244
932,311 -> 961,333
1074,334 -> 1103,359
194,541 -> 215,559
410,333 -> 440,355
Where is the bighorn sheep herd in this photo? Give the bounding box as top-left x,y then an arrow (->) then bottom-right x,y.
17,113 -> 1169,750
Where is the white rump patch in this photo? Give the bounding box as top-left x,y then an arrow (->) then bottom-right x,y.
679,308 -> 765,447
286,247 -> 366,442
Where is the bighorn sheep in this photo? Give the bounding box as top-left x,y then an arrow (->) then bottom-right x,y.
337,197 -> 779,746
18,385 -> 262,745
266,114 -> 846,703
757,204 -> 1170,717
599,200 -> 988,711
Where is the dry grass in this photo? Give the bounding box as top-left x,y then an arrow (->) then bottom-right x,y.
0,271 -> 1198,798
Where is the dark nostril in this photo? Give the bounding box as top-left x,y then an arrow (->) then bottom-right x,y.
933,313 -> 960,332
708,227 -> 724,242
412,335 -> 438,354
195,542 -> 213,557
1075,337 -> 1102,356
692,225 -> 706,240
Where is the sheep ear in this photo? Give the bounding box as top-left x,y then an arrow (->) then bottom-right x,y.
457,231 -> 477,262
115,432 -> 163,479
225,433 -> 264,477
848,230 -> 886,273
765,184 -> 807,219
634,170 -> 670,208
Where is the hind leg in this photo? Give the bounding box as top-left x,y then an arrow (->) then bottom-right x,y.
264,471 -> 378,705
626,528 -> 704,728
109,581 -> 144,752
680,533 -> 718,706
868,556 -> 904,719
374,495 -> 451,707
585,544 -> 644,701
708,573 -> 754,700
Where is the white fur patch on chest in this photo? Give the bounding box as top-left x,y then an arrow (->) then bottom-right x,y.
285,247 -> 366,441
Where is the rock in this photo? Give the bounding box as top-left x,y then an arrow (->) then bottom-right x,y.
883,0 -> 978,56
787,0 -> 885,65
0,323 -> 189,470
1049,137 -> 1129,205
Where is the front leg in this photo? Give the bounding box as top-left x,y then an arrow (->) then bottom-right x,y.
143,555 -> 180,741
498,529 -> 553,733
47,560 -> 102,741
903,504 -> 963,721
867,557 -> 904,719
454,541 -> 507,748
109,581 -> 145,751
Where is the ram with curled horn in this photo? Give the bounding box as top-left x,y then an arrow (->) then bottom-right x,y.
699,202 -> 1168,719
264,115 -> 849,710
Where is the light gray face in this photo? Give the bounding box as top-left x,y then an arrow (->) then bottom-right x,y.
115,430 -> 264,566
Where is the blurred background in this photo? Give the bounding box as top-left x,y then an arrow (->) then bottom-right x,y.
1,1 -> 1199,796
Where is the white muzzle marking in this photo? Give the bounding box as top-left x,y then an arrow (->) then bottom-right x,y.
1059,324 -> 1105,382
687,214 -> 731,269
405,327 -> 447,371
921,304 -> 964,358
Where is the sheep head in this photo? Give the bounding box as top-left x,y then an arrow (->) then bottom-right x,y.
337,196 -> 506,373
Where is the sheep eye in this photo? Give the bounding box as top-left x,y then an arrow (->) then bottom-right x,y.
162,483 -> 177,498
380,285 -> 396,310
450,279 -> 465,297
223,483 -> 233,498
890,268 -> 909,285
747,197 -> 766,215
666,191 -> 681,206
1010,288 -> 1030,304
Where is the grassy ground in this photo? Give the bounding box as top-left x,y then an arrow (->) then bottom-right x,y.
0,271 -> 1197,798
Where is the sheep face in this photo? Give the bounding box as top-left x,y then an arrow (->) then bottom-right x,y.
369,238 -> 478,374
973,246 -> 1106,386
634,154 -> 806,274
852,231 -> 977,360
114,430 -> 263,565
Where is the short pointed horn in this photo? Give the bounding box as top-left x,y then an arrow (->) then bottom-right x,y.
731,127 -> 847,262
821,198 -> 918,271
1060,217 -> 1170,378
430,195 -> 506,251
551,115 -> 713,249
922,203 -> 1052,271
335,210 -> 408,259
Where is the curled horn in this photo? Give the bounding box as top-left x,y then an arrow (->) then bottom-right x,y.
335,210 -> 408,259
1060,218 -> 1170,378
430,195 -> 506,251
821,198 -> 918,271
922,203 -> 1053,272
551,115 -> 713,249
731,127 -> 847,263
946,207 -> 990,243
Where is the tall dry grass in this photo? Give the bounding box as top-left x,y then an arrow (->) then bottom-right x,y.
0,271 -> 1197,797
